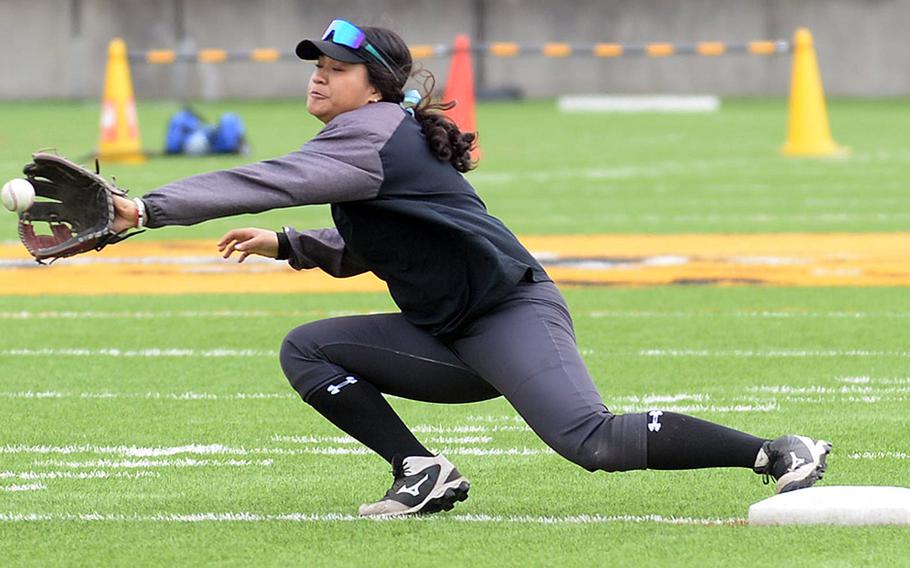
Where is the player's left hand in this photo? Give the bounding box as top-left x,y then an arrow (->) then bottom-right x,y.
217,227 -> 279,263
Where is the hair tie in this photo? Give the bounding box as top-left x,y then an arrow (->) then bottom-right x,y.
400,89 -> 421,116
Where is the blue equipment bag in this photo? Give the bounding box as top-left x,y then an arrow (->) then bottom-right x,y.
164,108 -> 248,155
210,113 -> 247,154
164,108 -> 203,154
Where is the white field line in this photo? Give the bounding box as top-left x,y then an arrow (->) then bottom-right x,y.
0,348 -> 277,357
452,513 -> 735,526
540,213 -> 910,224
0,348 -> 910,358
588,311 -> 910,319
639,349 -> 910,358
2,444 -> 272,457
6,445 -> 551,459
0,470 -> 159,480
0,256 -> 297,269
835,376 -> 910,385
271,434 -> 494,445
414,424 -> 533,433
23,447 -> 905,468
8,348 -> 892,358
737,395 -> 904,405
613,393 -> 710,404
0,392 -> 782,412
0,391 -> 293,401
747,385 -> 910,395
464,407 -> 775,424
739,384 -> 909,405
271,435 -> 360,445
6,310 -> 910,321
0,483 -> 46,492
876,378 -> 910,385
31,459 -> 274,469
621,385 -> 909,406
0,511 -> 740,525
0,512 -> 738,525
613,404 -> 779,413
441,448 -> 549,456
467,415 -> 530,423
431,436 -> 493,445
847,452 -> 910,460
0,391 -> 786,411
836,376 -> 872,384
0,310 -> 374,320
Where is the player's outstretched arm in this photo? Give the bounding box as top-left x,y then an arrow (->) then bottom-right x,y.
140,112 -> 387,229
217,228 -> 279,263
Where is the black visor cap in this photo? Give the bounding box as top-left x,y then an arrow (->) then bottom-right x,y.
295,39 -> 369,64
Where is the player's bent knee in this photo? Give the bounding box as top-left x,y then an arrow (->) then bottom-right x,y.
280,324 -> 324,362
279,324 -> 337,399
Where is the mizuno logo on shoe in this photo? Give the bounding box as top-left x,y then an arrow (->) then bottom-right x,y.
647,410 -> 663,432
788,451 -> 807,472
327,376 -> 358,395
396,473 -> 429,497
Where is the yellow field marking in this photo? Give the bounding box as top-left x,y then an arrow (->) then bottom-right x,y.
521,233 -> 910,287
1,233 -> 909,296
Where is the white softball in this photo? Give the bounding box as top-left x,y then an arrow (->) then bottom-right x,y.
2,178 -> 36,213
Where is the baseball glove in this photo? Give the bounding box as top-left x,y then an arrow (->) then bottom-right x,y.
18,152 -> 143,263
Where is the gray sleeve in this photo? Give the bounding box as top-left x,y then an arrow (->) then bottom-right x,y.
140,117 -> 387,228
284,226 -> 368,278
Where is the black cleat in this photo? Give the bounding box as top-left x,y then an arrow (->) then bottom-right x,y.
359,454 -> 469,517
753,435 -> 832,493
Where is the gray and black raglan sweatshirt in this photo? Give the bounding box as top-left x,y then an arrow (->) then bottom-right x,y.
140,102 -> 549,337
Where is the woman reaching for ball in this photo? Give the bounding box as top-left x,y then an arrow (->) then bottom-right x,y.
111,20 -> 831,516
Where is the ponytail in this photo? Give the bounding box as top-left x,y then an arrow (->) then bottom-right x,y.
409,75 -> 477,173
359,27 -> 478,173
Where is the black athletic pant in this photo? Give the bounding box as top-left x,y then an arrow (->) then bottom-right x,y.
279,280 -> 766,472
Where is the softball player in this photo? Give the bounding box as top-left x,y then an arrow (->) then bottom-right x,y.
113,20 -> 831,517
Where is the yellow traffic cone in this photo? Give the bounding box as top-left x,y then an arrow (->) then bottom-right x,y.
781,28 -> 847,157
97,38 -> 146,163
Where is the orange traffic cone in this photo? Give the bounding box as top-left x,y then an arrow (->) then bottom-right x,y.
781,28 -> 847,157
97,38 -> 146,163
443,34 -> 482,159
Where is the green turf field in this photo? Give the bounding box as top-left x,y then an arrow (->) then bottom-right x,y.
2,99 -> 909,566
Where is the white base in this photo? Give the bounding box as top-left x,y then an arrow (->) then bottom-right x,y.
557,95 -> 720,113
749,486 -> 910,526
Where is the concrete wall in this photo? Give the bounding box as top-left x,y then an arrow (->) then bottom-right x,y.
1,0 -> 908,100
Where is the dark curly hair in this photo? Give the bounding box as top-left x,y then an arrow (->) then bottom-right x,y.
360,26 -> 477,173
